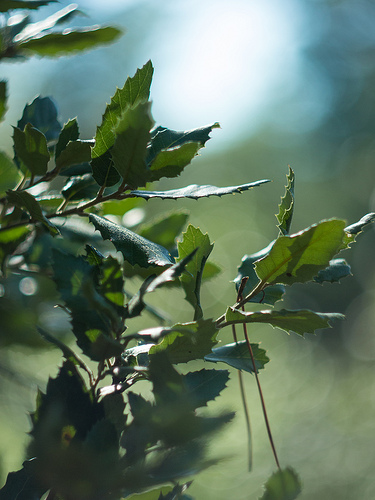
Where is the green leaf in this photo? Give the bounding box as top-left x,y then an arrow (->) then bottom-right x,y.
17,95 -> 61,143
0,1 -> 56,11
177,224 -> 213,320
89,213 -> 174,268
0,151 -> 21,196
61,173 -> 98,201
149,319 -> 219,363
56,140 -> 92,171
138,211 -> 189,250
7,189 -> 59,234
0,459 -> 46,500
111,101 -> 154,188
183,369 -> 230,408
55,118 -> 79,160
91,61 -> 153,187
254,219 -> 346,285
131,180 -> 270,200
277,166 -> 295,235
0,80 -> 7,122
18,26 -> 122,57
224,307 -> 344,336
149,142 -> 200,182
343,212 -> 375,248
205,341 -> 269,373
0,225 -> 30,274
13,123 -> 50,175
146,123 -> 220,165
52,249 -> 124,360
314,258 -> 351,284
260,467 -> 302,500
98,255 -> 125,311
234,242 -> 285,306
125,250 -> 197,319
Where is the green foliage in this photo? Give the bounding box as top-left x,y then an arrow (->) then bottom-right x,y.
0,5 -> 374,500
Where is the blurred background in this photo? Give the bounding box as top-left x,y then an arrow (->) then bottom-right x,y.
1,0 -> 375,498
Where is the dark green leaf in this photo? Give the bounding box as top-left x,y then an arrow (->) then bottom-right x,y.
149,142 -> 200,182
138,211 -> 189,250
56,140 -> 92,171
61,173 -> 98,201
314,258 -> 351,284
0,80 -> 7,122
131,180 -> 270,200
177,224 -> 213,320
91,61 -> 153,186
18,26 -> 122,57
260,467 -> 302,500
183,369 -> 229,408
111,101 -> 154,188
55,118 -> 79,160
157,482 -> 193,500
224,307 -> 344,336
99,255 -> 125,311
146,123 -> 220,165
149,319 -> 219,363
0,225 -> 30,274
205,341 -> 269,373
254,219 -> 346,285
89,213 -> 174,268
13,123 -> 50,175
17,95 -> 61,143
0,151 -> 21,196
0,459 -> 46,500
277,166 -> 295,236
0,1 -> 56,11
234,242 -> 285,306
7,189 -> 59,234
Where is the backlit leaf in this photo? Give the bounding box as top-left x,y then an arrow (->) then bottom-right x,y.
131,180 -> 270,200
224,308 -> 344,336
177,224 -> 213,320
7,189 -> 58,234
277,166 -> 294,236
205,341 -> 269,374
138,211 -> 189,250
55,118 -> 79,160
13,123 -> 50,175
61,173 -> 98,201
91,61 -> 153,186
260,467 -> 301,500
254,219 -> 346,285
0,225 -> 30,274
56,140 -> 92,171
149,142 -> 200,182
0,151 -> 21,196
0,81 -> 7,122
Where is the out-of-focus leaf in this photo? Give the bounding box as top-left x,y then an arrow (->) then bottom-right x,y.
0,225 -> 30,274
17,95 -> 61,143
14,4 -> 81,43
277,166 -> 294,236
149,319 -> 219,363
138,211 -> 189,250
0,1 -> 56,11
234,241 -> 285,305
99,255 -> 125,311
314,258 -> 351,284
18,26 -> 122,57
131,180 -> 270,200
55,118 -> 79,160
91,61 -> 153,187
0,81 -> 7,122
342,212 -> 375,248
0,459 -> 46,500
13,123 -> 50,175
177,224 -> 213,320
205,341 -> 269,374
157,482 -> 193,500
7,189 -> 59,234
260,467 -> 302,500
224,308 -> 344,336
146,123 -> 220,165
56,140 -> 92,171
183,369 -> 229,408
254,219 -> 346,286
89,214 -> 174,268
61,173 -> 98,201
111,101 -> 153,188
0,151 -> 21,196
